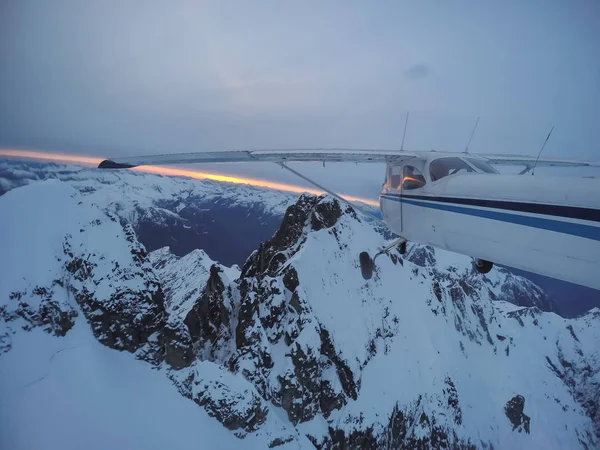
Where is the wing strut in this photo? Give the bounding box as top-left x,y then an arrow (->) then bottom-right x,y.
278,163 -> 392,231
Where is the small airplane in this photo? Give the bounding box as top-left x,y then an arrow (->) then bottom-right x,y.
98,149 -> 600,290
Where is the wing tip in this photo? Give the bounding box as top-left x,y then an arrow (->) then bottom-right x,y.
98,159 -> 137,169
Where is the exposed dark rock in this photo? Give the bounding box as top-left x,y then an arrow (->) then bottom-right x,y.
386,405 -> 408,448
546,350 -> 600,439
1,290 -> 77,338
471,303 -> 495,346
310,196 -> 342,231
162,323 -> 194,369
65,256 -> 96,282
241,195 -> 343,279
504,395 -> 531,433
433,281 -> 443,302
445,377 -> 463,425
319,327 -> 357,401
228,278 -> 275,400
326,426 -> 378,450
62,226 -> 167,361
194,380 -> 268,432
269,195 -> 317,250
268,436 -> 295,448
183,264 -> 231,360
228,195 -> 358,425
274,342 -> 346,424
170,367 -> 269,434
37,298 -> 77,337
282,267 -> 299,292
459,279 -> 477,299
319,380 -> 346,417
289,292 -> 302,314
234,280 -> 262,350
233,275 -> 352,424
499,272 -> 557,313
242,194 -> 318,278
407,245 -> 436,268
506,307 -> 542,328
449,282 -> 466,307
567,324 -> 580,342
290,344 -> 321,394
0,331 -> 11,354
69,276 -> 165,356
324,399 -> 481,450
277,373 -> 314,425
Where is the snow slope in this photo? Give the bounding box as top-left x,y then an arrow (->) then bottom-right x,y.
0,324 -> 267,450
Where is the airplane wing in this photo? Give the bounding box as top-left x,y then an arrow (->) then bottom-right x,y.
480,153 -> 600,168
98,148 -> 600,170
98,149 -> 418,168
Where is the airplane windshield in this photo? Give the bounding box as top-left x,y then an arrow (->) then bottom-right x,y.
466,158 -> 499,174
429,157 -> 475,181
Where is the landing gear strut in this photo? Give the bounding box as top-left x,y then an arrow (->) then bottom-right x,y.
474,258 -> 493,274
360,238 -> 407,280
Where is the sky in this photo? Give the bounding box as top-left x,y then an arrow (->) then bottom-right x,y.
1,0 -> 599,198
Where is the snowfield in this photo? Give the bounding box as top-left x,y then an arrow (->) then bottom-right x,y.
0,324 -> 277,450
0,174 -> 598,449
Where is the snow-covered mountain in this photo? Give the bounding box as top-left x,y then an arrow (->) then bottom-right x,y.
1,177 -> 598,449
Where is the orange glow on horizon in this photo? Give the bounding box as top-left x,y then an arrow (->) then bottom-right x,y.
0,149 -> 103,166
0,148 -> 380,207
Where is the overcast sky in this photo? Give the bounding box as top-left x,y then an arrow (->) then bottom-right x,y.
1,0 -> 599,197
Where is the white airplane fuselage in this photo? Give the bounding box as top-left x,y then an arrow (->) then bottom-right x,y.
379,155 -> 600,290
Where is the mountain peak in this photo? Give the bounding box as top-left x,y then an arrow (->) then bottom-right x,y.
241,194 -> 349,279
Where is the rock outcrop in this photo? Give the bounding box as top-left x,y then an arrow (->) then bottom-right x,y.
0,182 -> 167,365
504,395 -> 531,434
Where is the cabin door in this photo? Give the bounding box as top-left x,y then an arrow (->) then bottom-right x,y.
381,163 -> 404,233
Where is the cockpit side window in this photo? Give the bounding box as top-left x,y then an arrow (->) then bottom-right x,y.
429,157 -> 475,182
402,165 -> 426,190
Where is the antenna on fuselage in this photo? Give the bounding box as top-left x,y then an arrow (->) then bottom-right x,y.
531,125 -> 555,176
400,111 -> 410,151
464,116 -> 480,153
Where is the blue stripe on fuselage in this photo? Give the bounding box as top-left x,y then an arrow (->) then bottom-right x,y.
380,194 -> 600,241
